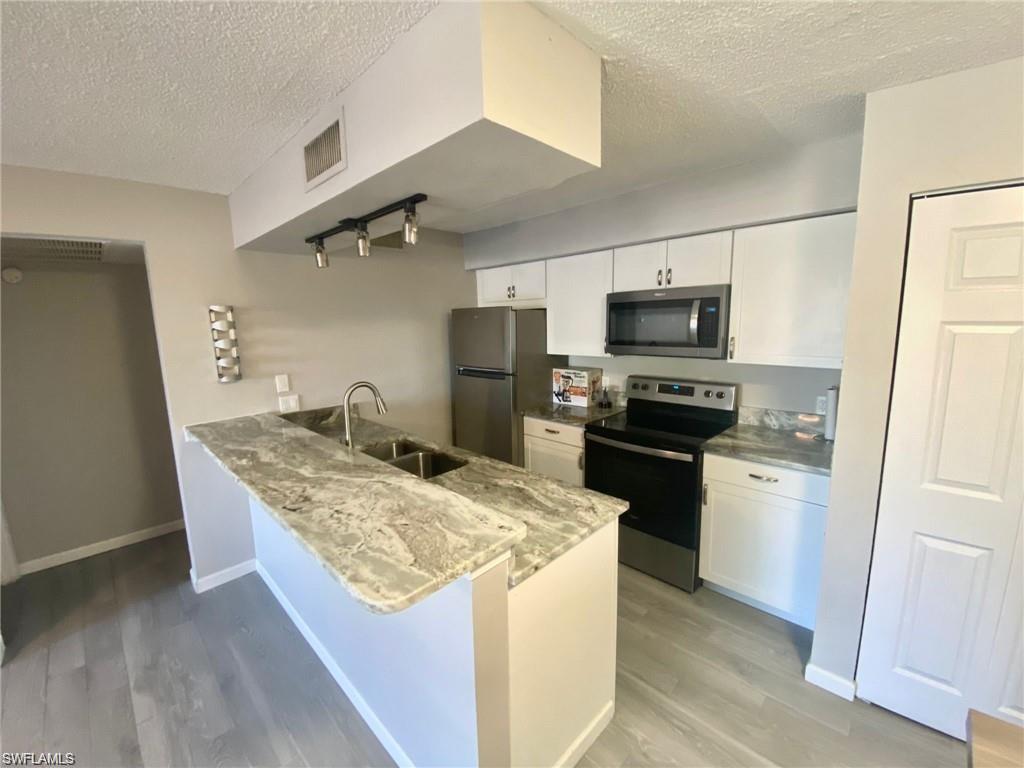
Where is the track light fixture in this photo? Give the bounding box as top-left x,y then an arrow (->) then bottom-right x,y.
355,224 -> 370,257
403,202 -> 419,246
303,193 -> 427,266
313,239 -> 328,268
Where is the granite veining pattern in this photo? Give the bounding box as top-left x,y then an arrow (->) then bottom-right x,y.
703,423 -> 833,476
523,402 -> 623,428
185,413 -> 526,614
738,406 -> 825,435
185,406 -> 628,611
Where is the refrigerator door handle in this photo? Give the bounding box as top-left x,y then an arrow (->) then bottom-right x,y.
456,366 -> 511,380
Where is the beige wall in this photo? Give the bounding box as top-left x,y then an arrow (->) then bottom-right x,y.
1,262 -> 180,563
809,58 -> 1024,685
1,165 -> 476,578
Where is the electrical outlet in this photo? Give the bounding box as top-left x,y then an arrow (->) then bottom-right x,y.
815,395 -> 828,415
275,374 -> 291,394
278,394 -> 300,413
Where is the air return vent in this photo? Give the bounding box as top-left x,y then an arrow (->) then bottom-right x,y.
1,236 -> 104,263
304,117 -> 347,189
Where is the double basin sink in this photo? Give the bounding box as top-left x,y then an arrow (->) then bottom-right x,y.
361,439 -> 467,480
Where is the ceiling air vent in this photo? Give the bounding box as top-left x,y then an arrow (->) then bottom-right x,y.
304,117 -> 347,190
1,236 -> 104,263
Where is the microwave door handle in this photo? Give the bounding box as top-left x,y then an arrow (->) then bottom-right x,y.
689,299 -> 701,345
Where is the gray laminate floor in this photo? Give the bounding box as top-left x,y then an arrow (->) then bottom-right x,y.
1,532 -> 964,767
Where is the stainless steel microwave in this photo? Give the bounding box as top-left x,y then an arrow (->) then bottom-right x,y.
605,284 -> 730,358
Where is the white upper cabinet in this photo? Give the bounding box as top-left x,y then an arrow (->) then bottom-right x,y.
546,250 -> 613,357
612,241 -> 668,291
476,261 -> 546,305
666,231 -> 733,287
729,212 -> 856,368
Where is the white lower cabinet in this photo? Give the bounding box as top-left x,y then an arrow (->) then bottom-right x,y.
523,417 -> 584,487
699,454 -> 828,629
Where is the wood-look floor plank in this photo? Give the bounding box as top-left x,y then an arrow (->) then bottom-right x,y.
43,666 -> 91,764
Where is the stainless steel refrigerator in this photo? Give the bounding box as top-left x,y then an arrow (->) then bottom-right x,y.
451,307 -> 566,466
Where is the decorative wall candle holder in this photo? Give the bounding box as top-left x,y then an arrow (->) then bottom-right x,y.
209,305 -> 241,383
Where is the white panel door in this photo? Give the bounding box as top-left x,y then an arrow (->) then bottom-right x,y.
729,213 -> 856,368
511,261 -> 546,301
546,250 -> 613,356
612,241 -> 667,292
478,266 -> 513,304
857,185 -> 1024,739
524,435 -> 583,486
666,231 -> 733,287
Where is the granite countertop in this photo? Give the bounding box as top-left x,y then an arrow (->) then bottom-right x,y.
184,408 -> 628,613
703,423 -> 833,476
523,402 -> 623,428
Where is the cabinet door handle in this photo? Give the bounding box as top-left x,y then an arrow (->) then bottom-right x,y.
728,336 -> 736,360
507,286 -> 512,299
578,453 -> 584,470
544,427 -> 560,434
512,284 -> 516,299
666,267 -> 672,285
702,483 -> 708,505
748,473 -> 779,483
657,268 -> 663,286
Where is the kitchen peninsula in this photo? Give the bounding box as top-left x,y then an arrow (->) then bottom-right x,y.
184,406 -> 628,768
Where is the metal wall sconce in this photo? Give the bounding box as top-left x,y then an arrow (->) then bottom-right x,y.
209,305 -> 241,383
304,193 -> 426,268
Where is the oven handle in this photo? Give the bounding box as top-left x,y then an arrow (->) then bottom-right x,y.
585,433 -> 694,462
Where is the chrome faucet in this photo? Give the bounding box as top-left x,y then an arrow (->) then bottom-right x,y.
343,381 -> 388,448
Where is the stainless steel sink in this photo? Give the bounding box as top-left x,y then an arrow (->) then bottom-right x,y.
360,439 -> 426,461
387,451 -> 467,480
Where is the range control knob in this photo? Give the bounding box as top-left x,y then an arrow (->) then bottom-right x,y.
704,389 -> 713,398
641,383 -> 650,391
716,391 -> 726,399
631,383 -> 640,390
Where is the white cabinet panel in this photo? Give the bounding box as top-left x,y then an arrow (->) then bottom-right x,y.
524,434 -> 583,486
546,250 -> 613,357
612,241 -> 668,292
511,262 -> 546,301
478,266 -> 513,304
729,213 -> 856,368
666,231 -> 733,287
699,477 -> 827,629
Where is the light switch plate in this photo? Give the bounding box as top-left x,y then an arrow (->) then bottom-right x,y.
278,394 -> 300,413
275,374 -> 291,394
815,395 -> 828,415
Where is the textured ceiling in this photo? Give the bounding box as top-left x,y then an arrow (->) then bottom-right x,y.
1,1 -> 436,194
2,1 -> 1022,227
453,0 -> 1024,230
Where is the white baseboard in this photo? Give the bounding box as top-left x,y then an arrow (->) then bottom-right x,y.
555,699 -> 614,768
804,663 -> 856,701
190,558 -> 257,594
18,519 -> 185,575
255,562 -> 414,768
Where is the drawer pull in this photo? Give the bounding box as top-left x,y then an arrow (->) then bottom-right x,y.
749,473 -> 779,483
544,428 -> 560,434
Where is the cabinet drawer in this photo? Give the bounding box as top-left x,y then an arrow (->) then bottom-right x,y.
703,453 -> 829,506
523,416 -> 584,448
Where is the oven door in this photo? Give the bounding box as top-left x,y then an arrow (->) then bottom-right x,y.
583,432 -> 701,549
605,285 -> 728,358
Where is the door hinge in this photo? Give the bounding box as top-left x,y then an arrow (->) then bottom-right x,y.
702,483 -> 708,505
578,452 -> 584,471
728,337 -> 736,360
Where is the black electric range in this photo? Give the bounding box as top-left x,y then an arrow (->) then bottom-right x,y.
584,375 -> 737,592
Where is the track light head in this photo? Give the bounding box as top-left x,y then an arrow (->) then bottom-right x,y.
313,240 -> 328,268
403,204 -> 419,246
356,224 -> 370,257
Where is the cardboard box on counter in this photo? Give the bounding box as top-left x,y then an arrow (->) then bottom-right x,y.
553,367 -> 603,407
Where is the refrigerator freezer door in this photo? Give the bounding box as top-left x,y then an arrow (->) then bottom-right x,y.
451,307 -> 514,373
453,368 -> 515,464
